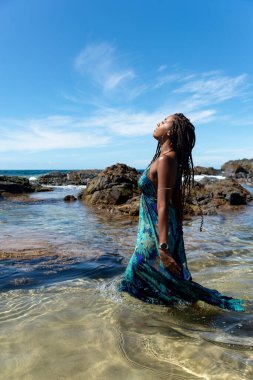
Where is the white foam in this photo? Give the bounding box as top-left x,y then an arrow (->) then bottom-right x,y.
29,176 -> 37,181
42,184 -> 86,189
194,174 -> 226,181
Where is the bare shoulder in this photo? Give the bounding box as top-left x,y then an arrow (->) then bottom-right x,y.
156,153 -> 177,179
157,152 -> 177,167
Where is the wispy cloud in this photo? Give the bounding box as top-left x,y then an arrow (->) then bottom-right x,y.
71,42 -> 252,122
174,72 -> 249,110
187,109 -> 216,123
74,42 -> 135,92
93,107 -> 218,136
5,41 -> 250,157
158,65 -> 167,72
0,116 -> 110,152
0,105 -> 217,154
153,73 -> 183,89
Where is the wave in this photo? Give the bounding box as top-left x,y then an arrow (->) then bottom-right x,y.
194,174 -> 226,181
42,184 -> 87,189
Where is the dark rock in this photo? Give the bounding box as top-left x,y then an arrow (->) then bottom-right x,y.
221,159 -> 253,184
64,195 -> 77,202
37,171 -> 67,186
0,176 -> 35,194
199,177 -> 219,185
196,192 -> 213,205
79,163 -> 140,217
248,171 -> 253,183
187,178 -> 252,215
0,175 -> 54,199
34,186 -> 53,192
117,196 -> 140,216
79,163 -> 252,219
235,165 -> 248,175
66,170 -> 101,185
221,159 -> 253,173
38,170 -> 101,186
228,192 -> 247,205
194,166 -> 221,175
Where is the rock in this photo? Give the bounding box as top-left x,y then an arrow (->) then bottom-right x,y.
79,163 -> 252,219
221,158 -> 253,173
235,165 -> 248,175
194,166 -> 221,175
186,178 -> 252,215
66,170 -> 100,185
199,177 -> 219,185
117,196 -> 140,216
248,171 -> 253,184
64,195 -> 77,202
33,186 -> 53,192
79,163 -> 140,216
0,175 -> 53,199
221,159 -> 253,184
0,176 -> 39,198
37,171 -> 67,186
0,175 -> 34,194
228,192 -> 247,205
38,170 -> 101,186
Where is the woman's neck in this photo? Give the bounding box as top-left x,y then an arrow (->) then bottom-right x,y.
160,142 -> 174,155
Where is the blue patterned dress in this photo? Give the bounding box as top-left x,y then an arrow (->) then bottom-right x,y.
118,164 -> 245,312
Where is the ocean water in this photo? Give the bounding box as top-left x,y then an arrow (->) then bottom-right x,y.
0,169 -> 76,182
0,175 -> 253,379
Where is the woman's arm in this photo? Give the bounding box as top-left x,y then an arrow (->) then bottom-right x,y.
156,156 -> 181,276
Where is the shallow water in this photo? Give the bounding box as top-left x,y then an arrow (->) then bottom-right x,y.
0,186 -> 253,379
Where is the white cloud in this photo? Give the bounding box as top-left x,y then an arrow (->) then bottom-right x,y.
158,65 -> 167,72
0,116 -> 110,152
0,106 -> 217,155
174,72 -> 249,110
71,43 -> 252,116
92,107 -> 217,136
74,42 -> 135,92
103,70 -> 135,91
153,73 -> 182,89
187,110 -> 216,123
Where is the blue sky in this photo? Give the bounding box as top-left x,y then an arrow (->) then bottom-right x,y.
0,0 -> 252,170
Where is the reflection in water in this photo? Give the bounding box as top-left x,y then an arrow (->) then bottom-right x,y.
0,187 -> 253,379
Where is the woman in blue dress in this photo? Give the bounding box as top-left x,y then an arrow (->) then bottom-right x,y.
118,113 -> 245,312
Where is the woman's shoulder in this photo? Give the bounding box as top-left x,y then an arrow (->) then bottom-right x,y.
157,151 -> 177,165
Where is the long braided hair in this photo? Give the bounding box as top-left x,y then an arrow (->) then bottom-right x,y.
149,113 -> 203,231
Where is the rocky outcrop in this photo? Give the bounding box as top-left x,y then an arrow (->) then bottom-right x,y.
37,171 -> 65,186
37,170 -> 101,186
221,159 -> 253,183
0,176 -> 35,194
194,166 -> 221,176
0,176 -> 53,199
185,178 -> 252,215
78,163 -> 252,218
78,163 -> 140,216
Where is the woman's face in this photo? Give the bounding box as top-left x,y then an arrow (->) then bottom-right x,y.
153,115 -> 175,140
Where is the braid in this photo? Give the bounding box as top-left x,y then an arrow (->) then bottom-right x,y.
172,113 -> 195,205
150,112 -> 204,231
173,113 -> 203,231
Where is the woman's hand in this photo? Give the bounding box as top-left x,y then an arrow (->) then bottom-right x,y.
160,250 -> 182,277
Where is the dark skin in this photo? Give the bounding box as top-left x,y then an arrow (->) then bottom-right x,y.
149,115 -> 182,277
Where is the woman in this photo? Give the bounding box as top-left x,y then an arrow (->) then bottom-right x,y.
118,113 -> 245,312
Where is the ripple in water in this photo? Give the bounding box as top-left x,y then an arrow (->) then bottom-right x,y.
0,186 -> 253,379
